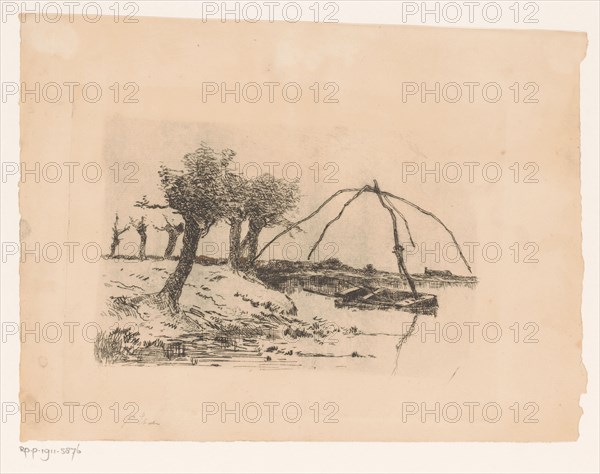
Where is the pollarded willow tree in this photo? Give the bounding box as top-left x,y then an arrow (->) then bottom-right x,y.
108,213 -> 130,258
129,216 -> 148,261
241,174 -> 299,267
222,167 -> 300,271
153,215 -> 185,259
253,180 -> 472,299
155,143 -> 235,310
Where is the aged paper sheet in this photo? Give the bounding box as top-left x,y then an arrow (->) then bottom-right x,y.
19,16 -> 586,441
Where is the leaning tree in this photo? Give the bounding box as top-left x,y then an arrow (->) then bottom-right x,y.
154,143 -> 234,310
252,180 -> 472,298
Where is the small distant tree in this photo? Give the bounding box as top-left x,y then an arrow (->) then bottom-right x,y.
108,213 -> 130,258
154,215 -> 184,259
364,264 -> 376,273
129,216 -> 148,261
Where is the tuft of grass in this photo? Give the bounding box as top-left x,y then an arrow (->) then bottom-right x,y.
94,327 -> 141,364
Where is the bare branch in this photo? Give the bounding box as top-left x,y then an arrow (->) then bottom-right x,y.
135,195 -> 168,209
383,195 -> 415,248
117,225 -> 130,236
307,186 -> 370,260
252,187 -> 363,262
380,190 -> 472,273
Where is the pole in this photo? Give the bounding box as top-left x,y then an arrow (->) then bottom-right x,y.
373,180 -> 418,298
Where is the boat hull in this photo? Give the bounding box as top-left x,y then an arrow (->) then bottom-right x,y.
334,287 -> 438,314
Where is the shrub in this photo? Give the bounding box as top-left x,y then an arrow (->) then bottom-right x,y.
364,264 -> 376,273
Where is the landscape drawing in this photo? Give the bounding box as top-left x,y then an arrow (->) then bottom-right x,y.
96,142 -> 477,372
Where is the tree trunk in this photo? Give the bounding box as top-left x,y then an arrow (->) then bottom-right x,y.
228,219 -> 242,269
139,232 -> 147,261
158,218 -> 201,308
241,221 -> 263,268
164,231 -> 178,259
109,237 -> 118,258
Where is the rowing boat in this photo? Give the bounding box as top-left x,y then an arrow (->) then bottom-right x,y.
334,286 -> 438,313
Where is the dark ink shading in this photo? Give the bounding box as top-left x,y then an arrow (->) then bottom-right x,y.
154,215 -> 184,259
129,216 -> 148,261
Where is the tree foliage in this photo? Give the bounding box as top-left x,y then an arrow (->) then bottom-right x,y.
158,143 -> 235,231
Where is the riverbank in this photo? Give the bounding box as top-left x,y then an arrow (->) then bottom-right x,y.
255,258 -> 477,295
95,259 -> 364,366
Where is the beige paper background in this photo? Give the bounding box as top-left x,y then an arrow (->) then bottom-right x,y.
19,16 -> 586,441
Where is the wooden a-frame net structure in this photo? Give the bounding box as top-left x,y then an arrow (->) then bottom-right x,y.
252,180 -> 472,298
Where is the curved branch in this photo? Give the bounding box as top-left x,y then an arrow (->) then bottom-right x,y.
383,195 -> 415,248
381,191 -> 472,273
307,186 -> 369,260
136,201 -> 168,210
252,187 -> 363,262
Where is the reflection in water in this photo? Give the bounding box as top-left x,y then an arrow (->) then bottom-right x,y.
269,275 -> 475,375
392,312 -> 420,375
